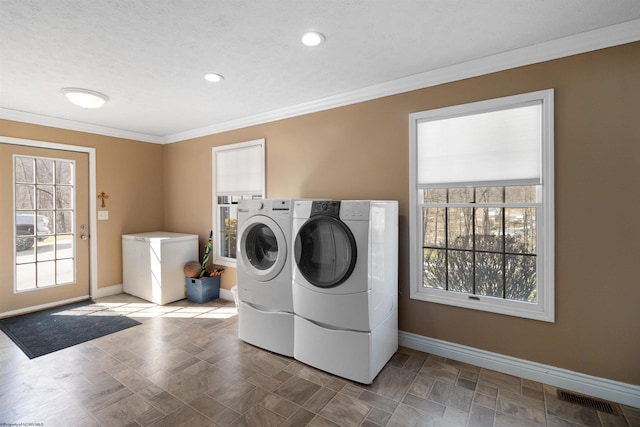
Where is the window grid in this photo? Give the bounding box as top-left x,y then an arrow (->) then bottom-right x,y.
216,194 -> 261,260
421,186 -> 538,303
14,156 -> 76,291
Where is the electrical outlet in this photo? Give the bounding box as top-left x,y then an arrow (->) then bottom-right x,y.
98,211 -> 109,220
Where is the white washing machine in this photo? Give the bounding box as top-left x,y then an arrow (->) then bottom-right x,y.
237,199 -> 296,356
292,200 -> 398,383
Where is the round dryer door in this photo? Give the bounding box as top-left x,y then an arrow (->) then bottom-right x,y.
238,215 -> 287,282
294,216 -> 357,288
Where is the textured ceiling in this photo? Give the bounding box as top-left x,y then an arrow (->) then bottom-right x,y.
1,0 -> 640,143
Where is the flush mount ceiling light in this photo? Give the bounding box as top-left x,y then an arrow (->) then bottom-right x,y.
62,88 -> 109,109
301,31 -> 325,47
204,73 -> 224,82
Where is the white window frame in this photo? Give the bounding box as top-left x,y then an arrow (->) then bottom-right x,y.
408,89 -> 555,322
212,139 -> 265,267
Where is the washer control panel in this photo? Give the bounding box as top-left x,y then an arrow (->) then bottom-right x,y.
270,199 -> 292,212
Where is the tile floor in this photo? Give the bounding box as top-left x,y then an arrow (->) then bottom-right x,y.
0,293 -> 638,427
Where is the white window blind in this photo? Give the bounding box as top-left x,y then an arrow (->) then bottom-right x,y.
215,143 -> 264,195
416,102 -> 542,187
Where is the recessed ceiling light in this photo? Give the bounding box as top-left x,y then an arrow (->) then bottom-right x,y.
301,32 -> 325,47
205,73 -> 224,82
61,88 -> 109,109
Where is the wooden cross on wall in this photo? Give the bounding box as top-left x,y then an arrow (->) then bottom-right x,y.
98,192 -> 109,208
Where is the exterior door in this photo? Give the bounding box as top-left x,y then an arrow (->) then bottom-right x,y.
0,143 -> 90,314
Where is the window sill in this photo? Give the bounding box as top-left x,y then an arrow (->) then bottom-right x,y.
213,257 -> 237,269
410,287 -> 554,323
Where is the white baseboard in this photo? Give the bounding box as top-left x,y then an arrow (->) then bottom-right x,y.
90,285 -> 236,304
399,330 -> 640,409
92,284 -> 123,299
0,295 -> 90,319
219,287 -> 237,305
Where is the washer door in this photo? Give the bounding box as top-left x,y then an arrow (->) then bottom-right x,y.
238,215 -> 287,282
294,216 -> 357,288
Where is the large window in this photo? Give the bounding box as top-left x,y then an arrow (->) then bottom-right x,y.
212,139 -> 265,267
409,90 -> 554,322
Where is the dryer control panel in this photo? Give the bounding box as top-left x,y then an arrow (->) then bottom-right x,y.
340,201 -> 371,220
310,201 -> 340,217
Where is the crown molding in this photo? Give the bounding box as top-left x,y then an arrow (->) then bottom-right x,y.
165,19 -> 640,143
0,108 -> 164,144
2,19 -> 639,145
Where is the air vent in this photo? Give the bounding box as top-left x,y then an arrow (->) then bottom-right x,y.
557,389 -> 619,415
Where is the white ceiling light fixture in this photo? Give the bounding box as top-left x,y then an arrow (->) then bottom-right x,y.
301,31 -> 325,47
62,88 -> 109,109
205,73 -> 224,82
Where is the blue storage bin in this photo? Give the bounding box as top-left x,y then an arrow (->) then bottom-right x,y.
186,276 -> 220,303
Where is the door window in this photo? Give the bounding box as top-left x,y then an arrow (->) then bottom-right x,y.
14,155 -> 76,290
238,215 -> 286,282
294,216 -> 357,288
244,223 -> 278,270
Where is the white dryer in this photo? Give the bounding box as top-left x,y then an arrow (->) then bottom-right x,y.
292,200 -> 398,383
237,199 -> 295,356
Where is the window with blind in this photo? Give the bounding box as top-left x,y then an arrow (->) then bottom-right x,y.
409,90 -> 555,322
212,139 -> 265,267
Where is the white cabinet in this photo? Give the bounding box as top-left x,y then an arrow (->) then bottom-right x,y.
122,232 -> 198,304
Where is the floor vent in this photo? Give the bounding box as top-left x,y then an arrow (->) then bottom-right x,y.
557,389 -> 619,415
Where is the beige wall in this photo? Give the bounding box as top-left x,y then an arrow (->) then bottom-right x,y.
0,42 -> 638,386
0,120 -> 165,310
163,42 -> 640,386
